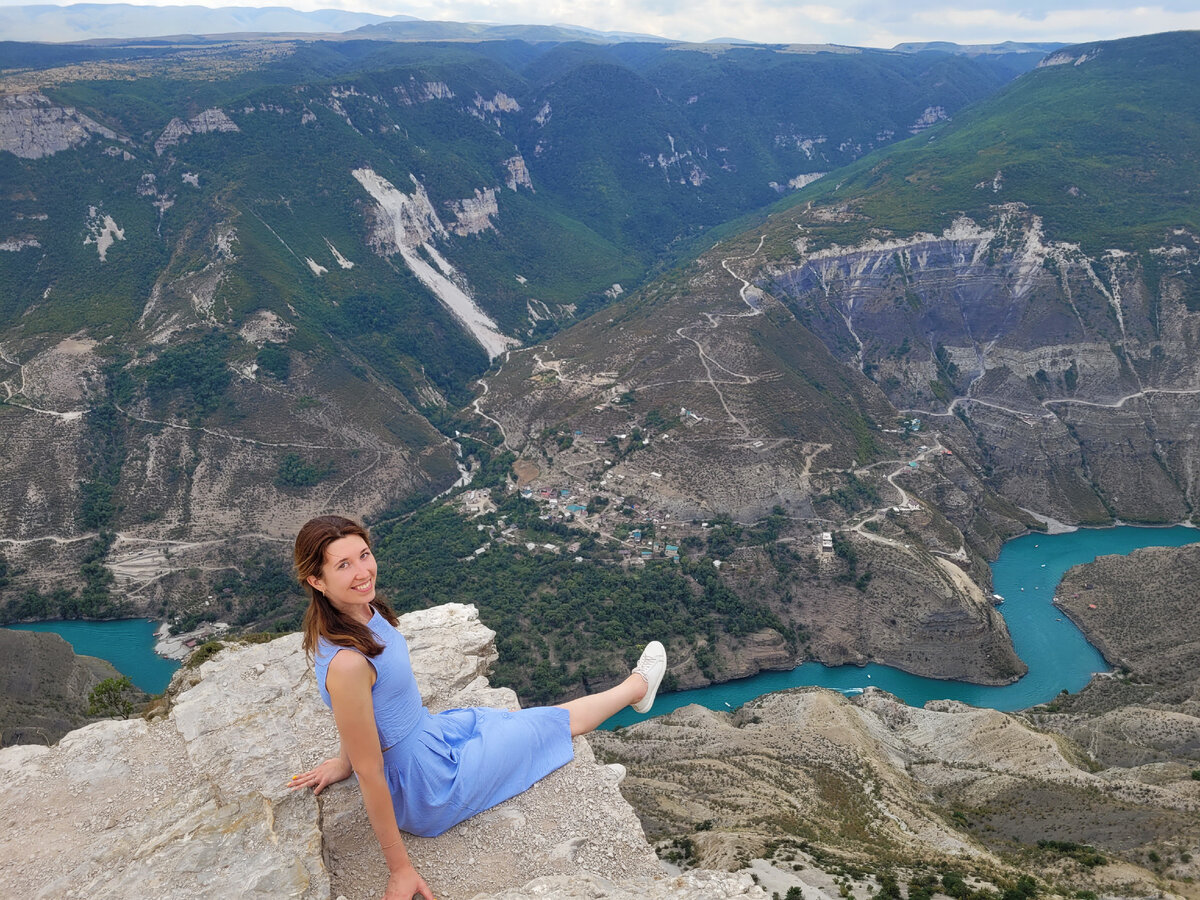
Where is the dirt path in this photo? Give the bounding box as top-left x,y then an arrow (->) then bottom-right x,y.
847,442 -> 945,551
906,387 -> 1200,421
114,403 -> 360,451
471,353 -> 513,450
0,344 -> 87,422
720,235 -> 768,312
1043,387 -> 1200,410
671,236 -> 773,438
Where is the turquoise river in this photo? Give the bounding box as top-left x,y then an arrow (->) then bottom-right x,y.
5,525 -> 1197,710
603,523 -> 1199,729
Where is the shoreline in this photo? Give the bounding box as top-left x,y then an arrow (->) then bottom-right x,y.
153,620 -> 231,660
1018,509 -> 1198,538
1018,507 -> 1077,534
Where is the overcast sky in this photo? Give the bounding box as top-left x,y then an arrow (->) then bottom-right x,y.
6,0 -> 1200,46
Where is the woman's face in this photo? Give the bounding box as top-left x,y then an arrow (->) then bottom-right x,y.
308,534 -> 377,621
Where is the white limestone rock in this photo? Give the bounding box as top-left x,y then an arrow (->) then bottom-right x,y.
477,871 -> 769,898
0,93 -> 120,159
503,155 -> 534,191
0,603 -> 670,900
446,187 -> 499,236
155,108 -> 239,155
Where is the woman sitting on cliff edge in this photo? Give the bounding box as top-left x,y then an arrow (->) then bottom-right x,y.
288,515 -> 667,900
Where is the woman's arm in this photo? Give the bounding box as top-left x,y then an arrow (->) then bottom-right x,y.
326,650 -> 434,900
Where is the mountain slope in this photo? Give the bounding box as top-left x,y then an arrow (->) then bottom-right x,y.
0,35 -> 1014,630
471,31 -> 1200,690
594,687 -> 1199,895
799,31 -> 1200,254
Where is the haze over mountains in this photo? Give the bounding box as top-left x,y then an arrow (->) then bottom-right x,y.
0,3 -> 683,44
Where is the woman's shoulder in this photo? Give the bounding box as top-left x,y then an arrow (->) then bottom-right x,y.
314,633 -> 365,668
326,646 -> 373,676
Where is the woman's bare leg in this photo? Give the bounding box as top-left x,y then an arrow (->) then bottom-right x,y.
555,674 -> 647,737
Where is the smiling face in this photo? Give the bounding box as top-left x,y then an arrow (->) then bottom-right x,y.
306,534 -> 377,623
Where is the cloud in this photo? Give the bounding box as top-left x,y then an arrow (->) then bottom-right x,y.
326,0 -> 1200,45
4,0 -> 1199,47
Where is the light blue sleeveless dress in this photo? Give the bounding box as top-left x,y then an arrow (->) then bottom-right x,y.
314,608 -> 574,837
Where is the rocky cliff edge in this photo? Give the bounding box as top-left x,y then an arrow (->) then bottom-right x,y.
0,603 -> 764,900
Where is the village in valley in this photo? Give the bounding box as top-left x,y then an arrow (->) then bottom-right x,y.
451,399 -> 948,575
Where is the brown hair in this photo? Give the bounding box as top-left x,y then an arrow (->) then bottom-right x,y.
296,515 -> 398,658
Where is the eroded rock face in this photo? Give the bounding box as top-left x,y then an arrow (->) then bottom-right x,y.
154,108 -> 240,156
0,93 -> 121,159
770,213 -> 1200,525
0,604 -> 739,900
504,154 -> 534,191
593,687 -> 1200,883
445,187 -> 499,236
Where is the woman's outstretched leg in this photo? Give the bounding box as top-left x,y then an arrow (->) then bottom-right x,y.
555,641 -> 666,736
556,674 -> 647,736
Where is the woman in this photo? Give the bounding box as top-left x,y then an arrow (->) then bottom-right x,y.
288,515 -> 666,900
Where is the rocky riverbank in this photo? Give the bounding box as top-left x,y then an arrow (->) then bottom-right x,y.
1032,542 -> 1200,770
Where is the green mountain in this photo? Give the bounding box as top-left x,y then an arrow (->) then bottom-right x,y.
798,31 -> 1200,254
0,34 -> 1011,632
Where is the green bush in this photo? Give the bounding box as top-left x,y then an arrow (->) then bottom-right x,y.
88,675 -> 137,719
275,453 -> 335,488
256,343 -> 290,380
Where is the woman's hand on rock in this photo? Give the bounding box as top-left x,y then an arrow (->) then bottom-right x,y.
288,756 -> 353,795
383,865 -> 433,900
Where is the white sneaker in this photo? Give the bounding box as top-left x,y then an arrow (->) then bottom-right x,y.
606,763 -> 627,783
632,641 -> 666,714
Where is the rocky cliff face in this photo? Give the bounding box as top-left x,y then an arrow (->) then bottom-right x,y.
772,214 -> 1200,525
0,604 -> 765,899
0,93 -> 121,159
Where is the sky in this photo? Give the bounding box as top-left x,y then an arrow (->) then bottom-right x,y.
5,0 -> 1200,46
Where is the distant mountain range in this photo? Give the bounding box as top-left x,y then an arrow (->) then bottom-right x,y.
0,3 -> 667,44
1,3 -> 1066,58
0,3 -> 391,42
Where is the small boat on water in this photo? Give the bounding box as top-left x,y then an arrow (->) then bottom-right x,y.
992,593 -> 1005,605
724,701 -> 732,708
841,688 -> 865,695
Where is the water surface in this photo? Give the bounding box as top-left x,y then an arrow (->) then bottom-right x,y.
7,618 -> 179,694
604,524 -> 1199,728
